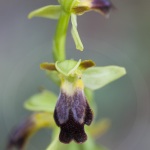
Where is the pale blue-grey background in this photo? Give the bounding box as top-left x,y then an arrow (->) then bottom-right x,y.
0,0 -> 150,150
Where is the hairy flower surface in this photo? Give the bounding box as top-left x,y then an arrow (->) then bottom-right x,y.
54,78 -> 93,143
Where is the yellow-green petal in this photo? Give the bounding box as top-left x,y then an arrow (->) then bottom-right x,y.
79,60 -> 95,70
71,14 -> 84,51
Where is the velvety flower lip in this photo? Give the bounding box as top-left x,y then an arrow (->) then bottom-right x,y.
72,0 -> 113,16
54,79 -> 93,143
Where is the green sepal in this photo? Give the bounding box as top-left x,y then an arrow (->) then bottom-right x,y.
24,90 -> 57,112
82,66 -> 126,90
71,14 -> 84,51
28,5 -> 62,19
55,59 -> 81,76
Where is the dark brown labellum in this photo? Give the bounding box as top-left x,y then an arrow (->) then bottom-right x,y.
54,89 -> 93,143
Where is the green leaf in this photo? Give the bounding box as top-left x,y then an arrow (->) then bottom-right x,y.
82,66 -> 126,90
28,5 -> 62,19
24,90 -> 57,112
55,59 -> 81,76
71,14 -> 84,51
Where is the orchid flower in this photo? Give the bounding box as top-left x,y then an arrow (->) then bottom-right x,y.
39,59 -> 125,143
40,60 -> 94,143
6,112 -> 54,150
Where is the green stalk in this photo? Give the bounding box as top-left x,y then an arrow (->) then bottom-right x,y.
52,12 -> 71,61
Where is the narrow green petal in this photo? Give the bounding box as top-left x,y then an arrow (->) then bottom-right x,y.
40,62 -> 56,71
79,60 -> 95,70
71,14 -> 84,51
24,90 -> 57,112
55,59 -> 81,76
83,66 -> 126,90
28,5 -> 62,19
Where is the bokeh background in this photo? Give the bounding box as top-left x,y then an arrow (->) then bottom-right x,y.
0,0 -> 150,149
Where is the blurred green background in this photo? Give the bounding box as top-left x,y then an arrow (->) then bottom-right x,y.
0,0 -> 150,150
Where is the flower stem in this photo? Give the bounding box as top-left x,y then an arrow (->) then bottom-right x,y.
52,12 -> 70,61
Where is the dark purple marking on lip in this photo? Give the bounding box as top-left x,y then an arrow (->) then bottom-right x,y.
59,110 -> 87,143
54,89 -> 93,143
